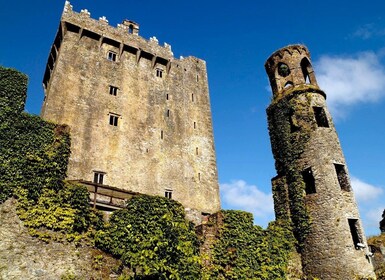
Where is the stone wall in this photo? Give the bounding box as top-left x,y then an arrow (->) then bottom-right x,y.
0,198 -> 123,280
41,2 -> 220,218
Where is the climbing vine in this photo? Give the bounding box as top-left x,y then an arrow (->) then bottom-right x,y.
202,210 -> 295,280
267,90 -> 318,249
95,195 -> 201,280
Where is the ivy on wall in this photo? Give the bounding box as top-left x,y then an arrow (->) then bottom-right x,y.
202,210 -> 295,280
0,66 -> 98,240
267,90 -> 316,249
95,195 -> 201,280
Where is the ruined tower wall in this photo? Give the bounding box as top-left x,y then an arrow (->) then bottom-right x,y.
266,45 -> 375,279
41,2 -> 220,217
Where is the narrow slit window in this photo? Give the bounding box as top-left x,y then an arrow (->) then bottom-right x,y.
166,93 -> 169,100
93,172 -> 104,184
302,167 -> 316,194
348,219 -> 362,248
161,130 -> 163,139
107,51 -> 117,62
109,85 -> 118,96
109,114 -> 119,126
156,68 -> 163,78
167,110 -> 170,117
313,107 -> 329,127
334,164 -> 350,191
198,172 -> 201,181
196,147 -> 199,155
165,190 -> 172,199
194,122 -> 196,129
192,94 -> 194,102
289,109 -> 299,133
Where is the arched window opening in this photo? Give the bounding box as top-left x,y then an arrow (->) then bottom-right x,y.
284,81 -> 293,89
301,58 -> 313,84
128,25 -> 134,34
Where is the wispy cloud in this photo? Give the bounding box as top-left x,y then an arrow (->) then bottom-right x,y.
351,176 -> 385,236
351,176 -> 384,202
315,52 -> 385,118
220,180 -> 274,227
352,23 -> 385,40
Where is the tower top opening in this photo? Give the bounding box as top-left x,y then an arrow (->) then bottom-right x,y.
265,44 -> 321,100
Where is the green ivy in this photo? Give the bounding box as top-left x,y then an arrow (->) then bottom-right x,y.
95,195 -> 201,280
267,91 -> 316,249
203,210 -> 295,280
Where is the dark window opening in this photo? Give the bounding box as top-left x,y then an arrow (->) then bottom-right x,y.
192,94 -> 194,102
161,130 -> 163,139
167,110 -> 170,117
277,63 -> 290,77
348,219 -> 362,248
166,94 -> 169,100
313,107 -> 329,127
109,114 -> 119,126
107,51 -> 117,62
194,122 -> 196,129
93,172 -> 104,184
289,109 -> 299,133
156,69 -> 163,78
196,147 -> 199,155
128,25 -> 134,34
302,167 -> 316,194
334,164 -> 350,191
109,85 -> 118,96
198,172 -> 201,181
165,190 -> 172,199
284,81 -> 293,89
301,58 -> 312,84
196,75 -> 199,82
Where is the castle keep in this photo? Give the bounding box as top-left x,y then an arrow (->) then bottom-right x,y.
265,45 -> 375,279
41,2 -> 220,220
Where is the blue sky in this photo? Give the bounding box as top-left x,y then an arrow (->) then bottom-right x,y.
1,0 -> 385,236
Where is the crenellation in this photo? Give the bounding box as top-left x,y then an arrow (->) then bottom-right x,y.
41,1 -> 220,222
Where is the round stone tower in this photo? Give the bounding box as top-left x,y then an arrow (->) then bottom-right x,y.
265,45 -> 376,279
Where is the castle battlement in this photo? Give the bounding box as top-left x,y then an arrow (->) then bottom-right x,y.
41,1 -> 220,224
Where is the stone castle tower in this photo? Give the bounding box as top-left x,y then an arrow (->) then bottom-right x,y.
41,1 -> 220,221
265,45 -> 376,279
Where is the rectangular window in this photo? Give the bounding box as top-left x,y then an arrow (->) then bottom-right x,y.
109,114 -> 119,126
348,219 -> 362,248
302,167 -> 316,194
107,51 -> 117,62
109,85 -> 118,96
167,110 -> 170,117
313,107 -> 329,127
93,172 -> 104,184
156,69 -> 163,78
165,190 -> 172,199
334,164 -> 350,191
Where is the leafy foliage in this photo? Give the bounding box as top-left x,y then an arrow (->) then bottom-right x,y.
95,195 -> 201,280
202,210 -> 295,280
267,91 -> 316,249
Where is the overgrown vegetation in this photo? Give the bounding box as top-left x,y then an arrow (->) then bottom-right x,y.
202,210 -> 295,280
267,91 -> 316,249
96,195 -> 201,279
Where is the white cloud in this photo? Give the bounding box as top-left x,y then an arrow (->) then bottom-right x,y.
315,52 -> 385,118
351,176 -> 384,202
220,180 -> 274,219
352,24 -> 385,40
350,176 -> 384,235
